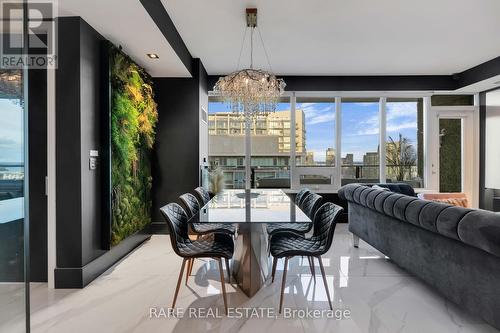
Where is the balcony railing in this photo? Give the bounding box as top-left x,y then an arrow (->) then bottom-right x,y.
341,164 -> 422,187
208,164 -> 422,189
209,165 -> 291,189
0,164 -> 24,201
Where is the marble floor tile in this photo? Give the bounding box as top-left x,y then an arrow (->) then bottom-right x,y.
3,224 -> 495,333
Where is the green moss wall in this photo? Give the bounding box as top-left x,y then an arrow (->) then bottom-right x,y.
439,119 -> 462,193
110,46 -> 158,246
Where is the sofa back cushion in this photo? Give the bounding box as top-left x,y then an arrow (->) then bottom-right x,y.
458,210 -> 500,257
339,183 -> 500,258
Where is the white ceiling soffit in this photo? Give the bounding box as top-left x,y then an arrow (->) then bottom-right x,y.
162,0 -> 500,76
58,0 -> 191,77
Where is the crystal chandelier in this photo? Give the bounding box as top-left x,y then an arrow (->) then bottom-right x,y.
213,8 -> 286,119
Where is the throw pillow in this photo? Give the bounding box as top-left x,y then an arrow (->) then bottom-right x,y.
372,185 -> 390,192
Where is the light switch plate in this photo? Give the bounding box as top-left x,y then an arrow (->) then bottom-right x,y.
89,157 -> 97,170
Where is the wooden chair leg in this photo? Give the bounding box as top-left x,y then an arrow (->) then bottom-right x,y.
185,258 -> 193,285
317,256 -> 333,310
271,256 -> 278,283
279,257 -> 289,314
217,258 -> 228,315
172,258 -> 187,309
308,256 -> 316,281
189,258 -> 195,276
225,257 -> 231,281
267,235 -> 271,257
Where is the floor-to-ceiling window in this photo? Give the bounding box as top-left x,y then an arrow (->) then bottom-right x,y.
208,100 -> 247,189
295,96 -> 336,187
341,98 -> 380,185
0,69 -> 27,331
208,96 -> 292,189
208,94 -> 430,190
251,97 -> 291,188
385,98 -> 424,188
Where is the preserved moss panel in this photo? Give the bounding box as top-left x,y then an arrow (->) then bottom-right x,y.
439,119 -> 462,193
431,95 -> 474,106
110,46 -> 158,246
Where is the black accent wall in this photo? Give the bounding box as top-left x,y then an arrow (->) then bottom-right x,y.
208,75 -> 459,92
151,59 -> 207,222
56,17 -> 105,270
55,17 -> 149,288
207,55 -> 500,92
29,66 -> 48,282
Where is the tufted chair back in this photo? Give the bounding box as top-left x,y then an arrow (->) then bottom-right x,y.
159,203 -> 190,257
312,202 -> 344,253
194,187 -> 211,206
295,188 -> 311,206
300,192 -> 323,220
179,193 -> 200,218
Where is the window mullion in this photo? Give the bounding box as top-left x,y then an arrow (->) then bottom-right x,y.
379,97 -> 387,183
335,97 -> 342,188
290,93 -> 296,189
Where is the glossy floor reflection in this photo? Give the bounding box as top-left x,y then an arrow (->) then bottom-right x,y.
11,224 -> 498,333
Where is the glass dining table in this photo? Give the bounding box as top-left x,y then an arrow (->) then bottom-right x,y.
189,189 -> 312,297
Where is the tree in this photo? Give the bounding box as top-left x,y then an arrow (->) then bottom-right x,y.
386,133 -> 417,181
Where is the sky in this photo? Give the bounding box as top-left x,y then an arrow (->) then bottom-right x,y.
209,100 -> 418,163
0,98 -> 23,163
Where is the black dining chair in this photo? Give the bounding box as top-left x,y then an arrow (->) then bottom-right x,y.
179,193 -> 236,236
269,202 -> 343,313
295,188 -> 311,206
265,191 -> 321,255
300,192 -> 323,220
194,186 -> 211,207
179,193 -> 236,282
160,203 -> 234,315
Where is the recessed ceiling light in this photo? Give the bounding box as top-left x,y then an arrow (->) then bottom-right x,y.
147,53 -> 159,59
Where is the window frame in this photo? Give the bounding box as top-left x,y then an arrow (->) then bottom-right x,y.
207,91 -> 466,192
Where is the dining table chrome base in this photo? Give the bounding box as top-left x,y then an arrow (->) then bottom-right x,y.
232,223 -> 270,297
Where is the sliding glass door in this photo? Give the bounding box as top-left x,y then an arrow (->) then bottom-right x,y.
0,70 -> 28,332
0,2 -> 30,332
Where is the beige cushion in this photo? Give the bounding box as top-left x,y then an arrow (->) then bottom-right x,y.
418,192 -> 470,208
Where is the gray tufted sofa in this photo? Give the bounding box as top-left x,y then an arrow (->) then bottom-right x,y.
338,183 -> 500,329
